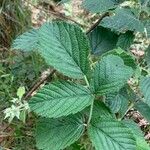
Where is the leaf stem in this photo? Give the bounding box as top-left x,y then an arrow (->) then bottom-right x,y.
87,99 -> 94,125
84,75 -> 90,87
84,75 -> 94,125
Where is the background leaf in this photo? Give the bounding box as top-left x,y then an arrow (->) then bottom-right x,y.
117,31 -> 135,50
140,77 -> 150,107
82,0 -> 124,13
12,29 -> 38,51
100,8 -> 144,33
88,26 -> 118,55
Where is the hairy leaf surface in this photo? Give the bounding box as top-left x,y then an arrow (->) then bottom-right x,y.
92,55 -> 133,95
12,29 -> 39,51
36,114 -> 85,150
100,8 -> 144,33
88,117 -> 136,150
38,22 -> 90,79
29,81 -> 94,118
82,0 -> 124,13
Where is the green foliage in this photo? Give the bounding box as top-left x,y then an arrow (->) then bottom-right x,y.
29,81 -> 94,118
82,0 -> 124,13
91,55 -> 133,95
88,26 -> 118,55
12,0 -> 150,149
36,114 -> 85,150
88,117 -> 136,150
100,8 -> 144,33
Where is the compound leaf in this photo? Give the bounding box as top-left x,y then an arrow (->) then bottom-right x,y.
36,114 -> 85,150
29,81 -> 94,118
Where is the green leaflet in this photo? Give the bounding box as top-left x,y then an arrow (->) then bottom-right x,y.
102,48 -> 137,69
88,117 -> 136,150
38,22 -> 90,79
91,54 -> 133,95
91,101 -> 113,119
144,20 -> 150,38
12,29 -> 39,51
29,81 -> 94,118
36,114 -> 85,150
117,31 -> 135,50
88,26 -> 118,55
135,100 -> 150,123
146,46 -> 150,68
140,77 -> 150,107
123,119 -> 150,150
100,8 -> 144,33
12,22 -> 91,79
82,0 -> 124,13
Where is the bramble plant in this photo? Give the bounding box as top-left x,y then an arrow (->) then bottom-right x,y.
12,0 -> 150,150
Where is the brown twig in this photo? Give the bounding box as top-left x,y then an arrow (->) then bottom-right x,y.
26,0 -> 86,28
24,69 -> 56,100
86,12 -> 109,34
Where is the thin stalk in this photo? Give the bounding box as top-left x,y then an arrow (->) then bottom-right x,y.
84,75 -> 94,125
87,99 -> 94,125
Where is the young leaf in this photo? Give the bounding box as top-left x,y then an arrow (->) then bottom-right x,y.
17,86 -> 25,100
100,8 -> 144,33
82,0 -> 124,13
29,81 -> 94,118
12,29 -> 39,51
38,21 -> 90,79
140,77 -> 150,107
36,114 -> 85,150
88,26 -> 118,55
91,54 -> 133,95
88,117 -> 136,150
